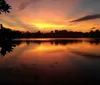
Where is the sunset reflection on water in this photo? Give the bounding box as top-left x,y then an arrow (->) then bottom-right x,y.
0,38 -> 100,84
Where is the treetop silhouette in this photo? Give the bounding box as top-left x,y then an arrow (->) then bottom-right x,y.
0,0 -> 11,14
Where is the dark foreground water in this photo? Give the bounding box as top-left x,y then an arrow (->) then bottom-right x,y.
0,38 -> 100,85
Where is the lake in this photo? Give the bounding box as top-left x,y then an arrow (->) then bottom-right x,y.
0,38 -> 100,85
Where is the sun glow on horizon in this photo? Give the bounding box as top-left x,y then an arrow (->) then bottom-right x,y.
33,23 -> 66,29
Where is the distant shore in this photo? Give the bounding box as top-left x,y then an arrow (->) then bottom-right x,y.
1,24 -> 100,39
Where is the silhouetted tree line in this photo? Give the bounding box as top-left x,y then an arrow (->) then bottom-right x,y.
0,24 -> 22,40
19,29 -> 100,38
0,24 -> 100,39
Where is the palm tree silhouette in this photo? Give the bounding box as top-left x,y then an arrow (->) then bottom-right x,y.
0,0 -> 11,14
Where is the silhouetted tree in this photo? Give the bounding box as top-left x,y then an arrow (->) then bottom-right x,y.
0,0 -> 11,14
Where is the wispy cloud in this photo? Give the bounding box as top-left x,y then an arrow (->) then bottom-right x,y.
70,14 -> 100,22
19,0 -> 39,10
1,14 -> 38,31
91,27 -> 96,30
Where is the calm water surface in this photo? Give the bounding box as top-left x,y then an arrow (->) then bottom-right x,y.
0,38 -> 100,84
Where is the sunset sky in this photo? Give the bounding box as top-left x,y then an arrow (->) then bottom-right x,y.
0,0 -> 100,32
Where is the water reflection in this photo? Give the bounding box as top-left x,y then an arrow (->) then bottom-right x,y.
0,40 -> 21,57
71,51 -> 100,59
0,38 -> 100,57
0,38 -> 100,84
